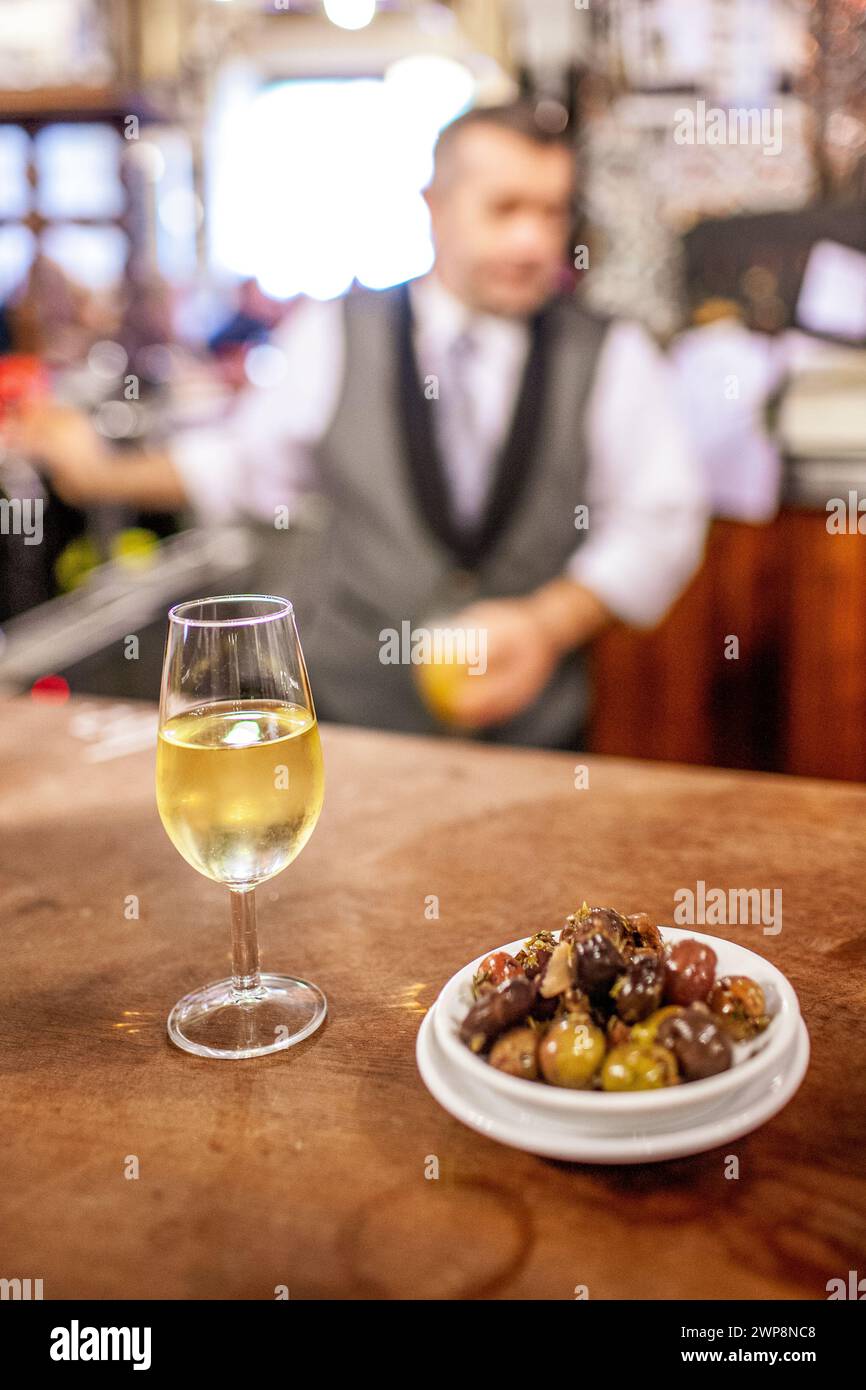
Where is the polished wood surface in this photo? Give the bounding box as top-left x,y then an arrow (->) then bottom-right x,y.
1,696 -> 864,1300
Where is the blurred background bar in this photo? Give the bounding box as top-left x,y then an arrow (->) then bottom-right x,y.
1,1 -> 866,776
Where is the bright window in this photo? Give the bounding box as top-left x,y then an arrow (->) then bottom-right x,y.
35,123 -> 124,219
208,68 -> 473,301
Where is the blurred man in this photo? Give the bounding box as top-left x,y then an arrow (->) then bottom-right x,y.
3,102 -> 707,747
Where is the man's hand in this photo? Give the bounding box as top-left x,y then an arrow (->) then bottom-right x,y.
1,400 -> 187,510
2,401 -> 112,505
447,579 -> 613,730
445,596 -> 561,729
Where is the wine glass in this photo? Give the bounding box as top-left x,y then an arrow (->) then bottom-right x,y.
155,594 -> 326,1059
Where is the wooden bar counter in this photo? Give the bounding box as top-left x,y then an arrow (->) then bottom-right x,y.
1,696 -> 864,1300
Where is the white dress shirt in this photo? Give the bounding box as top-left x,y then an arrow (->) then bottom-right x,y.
172,273 -> 708,628
669,319 -> 786,523
410,274 -> 532,528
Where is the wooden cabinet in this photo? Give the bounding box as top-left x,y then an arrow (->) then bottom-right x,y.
589,510 -> 866,781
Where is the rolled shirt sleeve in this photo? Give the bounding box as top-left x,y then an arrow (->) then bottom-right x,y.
170,295 -> 344,525
568,318 -> 710,628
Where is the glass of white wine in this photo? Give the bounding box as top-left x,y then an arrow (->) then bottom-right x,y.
156,594 -> 326,1059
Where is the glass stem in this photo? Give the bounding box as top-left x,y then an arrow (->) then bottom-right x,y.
230,887 -> 262,995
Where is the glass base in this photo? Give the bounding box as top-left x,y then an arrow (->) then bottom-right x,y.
167,973 -> 327,1059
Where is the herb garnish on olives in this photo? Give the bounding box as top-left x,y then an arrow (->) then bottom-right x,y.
707,975 -> 770,1040
456,905 -> 774,1093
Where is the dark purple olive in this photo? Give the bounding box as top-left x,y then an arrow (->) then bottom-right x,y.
573,931 -> 626,1000
611,954 -> 665,1023
656,1002 -> 732,1081
459,974 -> 537,1053
563,907 -> 630,954
530,991 -> 559,1022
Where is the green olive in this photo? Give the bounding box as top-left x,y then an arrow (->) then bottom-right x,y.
601,1042 -> 679,1091
630,1005 -> 685,1048
538,1015 -> 606,1089
489,1026 -> 539,1080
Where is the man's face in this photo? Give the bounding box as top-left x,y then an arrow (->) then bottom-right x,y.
425,125 -> 574,318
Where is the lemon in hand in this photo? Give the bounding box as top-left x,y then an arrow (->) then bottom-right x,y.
415,650 -> 471,725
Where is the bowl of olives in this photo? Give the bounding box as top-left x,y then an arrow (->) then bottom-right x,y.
434,905 -> 801,1135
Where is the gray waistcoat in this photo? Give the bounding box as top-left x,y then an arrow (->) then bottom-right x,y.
295,282 -> 610,747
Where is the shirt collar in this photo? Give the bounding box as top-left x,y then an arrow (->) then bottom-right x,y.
408,271 -> 529,357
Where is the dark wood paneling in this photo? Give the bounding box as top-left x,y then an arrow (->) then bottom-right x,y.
590,510 -> 866,781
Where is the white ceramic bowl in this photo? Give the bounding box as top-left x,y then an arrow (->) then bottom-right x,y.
433,926 -> 801,1136
418,1007 -> 811,1162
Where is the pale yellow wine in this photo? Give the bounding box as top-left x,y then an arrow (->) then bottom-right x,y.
156,700 -> 324,888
